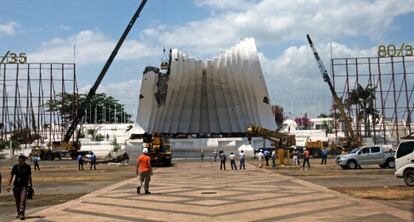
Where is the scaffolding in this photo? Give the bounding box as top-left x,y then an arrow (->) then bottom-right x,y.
331,56 -> 414,144
0,63 -> 78,147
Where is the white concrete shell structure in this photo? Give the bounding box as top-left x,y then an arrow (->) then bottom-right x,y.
137,38 -> 276,134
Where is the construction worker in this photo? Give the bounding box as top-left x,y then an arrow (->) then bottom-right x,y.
213,150 -> 218,162
271,149 -> 276,168
229,152 -> 237,170
239,150 -> 246,170
7,155 -> 33,220
292,148 -> 300,166
219,150 -> 226,170
77,154 -> 84,170
136,148 -> 152,195
302,148 -> 311,170
89,152 -> 97,170
32,155 -> 40,171
200,150 -> 205,161
264,149 -> 270,166
321,148 -> 328,165
258,150 -> 264,168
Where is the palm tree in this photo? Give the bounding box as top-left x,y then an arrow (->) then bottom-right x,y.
346,83 -> 379,137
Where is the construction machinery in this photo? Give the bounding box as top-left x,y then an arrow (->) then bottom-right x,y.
247,124 -> 295,164
306,34 -> 362,151
31,0 -> 148,160
143,133 -> 172,166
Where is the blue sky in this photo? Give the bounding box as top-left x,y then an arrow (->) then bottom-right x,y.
1,0 -> 414,119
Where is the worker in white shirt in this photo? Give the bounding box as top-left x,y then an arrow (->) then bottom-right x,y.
229,152 -> 237,170
239,150 -> 246,170
258,150 -> 264,168
271,150 -> 276,168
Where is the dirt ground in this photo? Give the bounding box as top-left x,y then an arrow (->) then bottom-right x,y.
1,157 -> 413,221
259,157 -> 414,211
0,159 -> 137,221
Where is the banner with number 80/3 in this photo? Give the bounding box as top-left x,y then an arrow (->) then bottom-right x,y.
378,44 -> 413,57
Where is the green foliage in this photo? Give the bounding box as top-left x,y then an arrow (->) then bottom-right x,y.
46,92 -> 131,124
318,113 -> 328,118
94,133 -> 104,142
0,139 -> 7,151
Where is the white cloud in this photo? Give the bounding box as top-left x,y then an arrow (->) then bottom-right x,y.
29,30 -> 158,64
58,25 -> 72,31
151,0 -> 414,57
0,21 -> 18,36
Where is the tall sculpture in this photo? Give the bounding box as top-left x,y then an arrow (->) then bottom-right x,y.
137,38 -> 276,134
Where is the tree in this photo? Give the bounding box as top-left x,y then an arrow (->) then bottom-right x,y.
294,114 -> 311,130
346,83 -> 379,137
318,113 -> 328,118
47,92 -> 132,124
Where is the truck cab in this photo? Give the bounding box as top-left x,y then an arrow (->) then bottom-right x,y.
395,140 -> 414,186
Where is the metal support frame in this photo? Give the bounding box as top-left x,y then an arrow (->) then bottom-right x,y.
331,56 -> 414,144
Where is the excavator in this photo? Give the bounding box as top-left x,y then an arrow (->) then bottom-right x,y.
31,0 -> 148,160
306,34 -> 362,151
247,124 -> 296,164
142,133 -> 172,166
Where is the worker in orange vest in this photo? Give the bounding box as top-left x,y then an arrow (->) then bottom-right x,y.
136,148 -> 153,195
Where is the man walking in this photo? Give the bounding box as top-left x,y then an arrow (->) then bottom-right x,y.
136,148 -> 152,195
271,149 -> 276,168
264,149 -> 270,166
33,155 -> 40,171
77,154 -> 84,171
219,151 -> 226,170
239,150 -> 246,170
321,148 -> 328,165
200,150 -> 205,161
213,150 -> 218,162
90,152 -> 97,170
7,155 -> 33,220
292,148 -> 300,166
258,150 -> 264,168
229,152 -> 237,170
302,148 -> 311,170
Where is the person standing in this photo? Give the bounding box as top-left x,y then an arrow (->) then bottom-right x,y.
271,150 -> 276,168
90,152 -> 97,170
33,155 -> 40,171
302,148 -> 311,170
258,150 -> 264,168
213,150 -> 218,162
321,148 -> 328,165
292,148 -> 300,166
200,150 -> 205,161
239,150 -> 246,170
0,170 -> 2,193
229,152 -> 237,170
7,155 -> 33,220
219,151 -> 226,170
77,154 -> 84,171
136,148 -> 152,195
264,149 -> 270,166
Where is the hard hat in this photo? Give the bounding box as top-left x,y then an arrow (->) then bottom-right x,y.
303,148 -> 306,150
143,148 -> 149,154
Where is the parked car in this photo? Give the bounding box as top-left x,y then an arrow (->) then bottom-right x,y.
336,146 -> 395,169
395,139 -> 414,186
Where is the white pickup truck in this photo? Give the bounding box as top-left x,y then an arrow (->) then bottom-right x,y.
336,146 -> 395,169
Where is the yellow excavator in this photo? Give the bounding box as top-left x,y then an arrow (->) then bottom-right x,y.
307,34 -> 362,151
247,124 -> 296,164
143,133 -> 172,166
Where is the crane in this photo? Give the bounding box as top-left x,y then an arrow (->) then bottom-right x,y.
247,124 -> 295,149
306,34 -> 361,150
51,0 -> 148,156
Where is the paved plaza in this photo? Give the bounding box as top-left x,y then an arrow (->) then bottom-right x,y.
20,161 -> 413,222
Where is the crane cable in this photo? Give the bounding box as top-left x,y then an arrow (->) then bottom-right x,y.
160,0 -> 168,69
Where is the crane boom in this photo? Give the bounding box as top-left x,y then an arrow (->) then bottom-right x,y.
247,124 -> 295,148
63,0 -> 148,143
306,34 -> 359,149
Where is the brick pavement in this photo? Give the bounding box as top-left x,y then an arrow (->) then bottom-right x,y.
18,161 -> 413,222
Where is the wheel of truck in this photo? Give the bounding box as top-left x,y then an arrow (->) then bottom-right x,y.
403,169 -> 414,186
386,159 -> 395,169
346,160 -> 357,169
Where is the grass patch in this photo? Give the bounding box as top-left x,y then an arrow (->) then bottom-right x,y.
331,185 -> 414,200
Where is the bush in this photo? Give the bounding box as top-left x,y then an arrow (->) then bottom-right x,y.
94,133 -> 104,142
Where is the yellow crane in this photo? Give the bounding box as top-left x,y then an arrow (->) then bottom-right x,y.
307,34 -> 362,150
